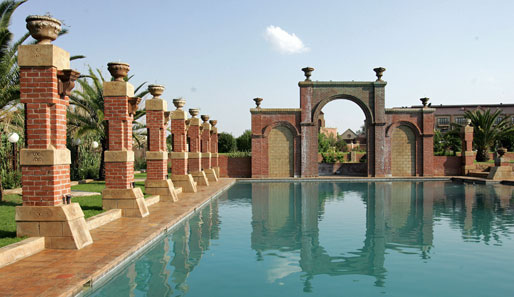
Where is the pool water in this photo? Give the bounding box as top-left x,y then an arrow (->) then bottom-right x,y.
86,181 -> 514,297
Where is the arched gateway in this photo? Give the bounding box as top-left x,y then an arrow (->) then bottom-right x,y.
251,67 -> 435,178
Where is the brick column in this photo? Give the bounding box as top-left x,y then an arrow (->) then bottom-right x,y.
145,85 -> 180,201
187,109 -> 209,186
201,115 -> 218,182
209,119 -> 220,178
15,15 -> 92,249
421,104 -> 435,176
461,121 -> 475,175
170,98 -> 197,192
102,62 -> 148,217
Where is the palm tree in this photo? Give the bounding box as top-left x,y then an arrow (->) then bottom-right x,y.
465,109 -> 514,162
68,67 -> 148,180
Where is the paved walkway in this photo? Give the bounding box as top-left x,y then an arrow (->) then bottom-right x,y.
0,178 -> 235,297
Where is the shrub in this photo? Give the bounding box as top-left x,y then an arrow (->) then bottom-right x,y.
236,130 -> 252,152
218,132 -> 237,153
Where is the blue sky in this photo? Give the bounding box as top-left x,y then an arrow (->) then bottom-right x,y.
11,0 -> 514,135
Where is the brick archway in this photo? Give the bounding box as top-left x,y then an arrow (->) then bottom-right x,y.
299,81 -> 386,177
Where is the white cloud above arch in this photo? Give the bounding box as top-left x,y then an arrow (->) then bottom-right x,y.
264,25 -> 310,54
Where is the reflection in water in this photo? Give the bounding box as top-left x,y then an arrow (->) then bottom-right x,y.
250,182 -> 514,290
88,182 -> 514,296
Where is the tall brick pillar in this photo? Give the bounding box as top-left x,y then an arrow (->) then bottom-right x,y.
16,15 -> 92,249
102,62 -> 148,217
209,120 -> 220,178
201,115 -> 218,182
145,85 -> 180,201
170,98 -> 197,192
187,109 -> 209,186
420,100 -> 435,176
461,120 -> 475,175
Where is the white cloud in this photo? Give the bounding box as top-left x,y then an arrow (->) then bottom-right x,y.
264,25 -> 309,54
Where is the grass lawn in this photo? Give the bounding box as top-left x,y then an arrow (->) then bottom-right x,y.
134,173 -> 147,179
0,194 -> 25,248
1,179 -> 151,248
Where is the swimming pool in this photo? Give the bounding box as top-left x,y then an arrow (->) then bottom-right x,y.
85,181 -> 514,297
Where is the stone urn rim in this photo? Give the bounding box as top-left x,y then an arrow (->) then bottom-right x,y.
189,108 -> 200,117
201,114 -> 210,122
107,62 -> 130,81
172,98 -> 186,109
209,120 -> 217,127
497,147 -> 507,157
25,15 -> 62,44
148,84 -> 165,98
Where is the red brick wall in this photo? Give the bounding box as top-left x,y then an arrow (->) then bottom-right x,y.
433,156 -> 461,176
219,155 -> 251,177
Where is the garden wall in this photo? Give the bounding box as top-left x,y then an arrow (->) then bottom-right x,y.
219,155 -> 251,178
433,156 -> 461,176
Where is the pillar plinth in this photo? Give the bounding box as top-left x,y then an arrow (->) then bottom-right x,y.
170,99 -> 197,192
145,85 -> 180,201
16,19 -> 92,249
488,151 -> 513,180
102,63 -> 148,217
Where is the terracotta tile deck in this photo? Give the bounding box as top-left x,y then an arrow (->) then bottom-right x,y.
0,178 -> 236,297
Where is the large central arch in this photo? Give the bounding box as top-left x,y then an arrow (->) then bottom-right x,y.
299,81 -> 387,177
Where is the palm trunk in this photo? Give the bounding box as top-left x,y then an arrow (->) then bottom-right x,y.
476,147 -> 489,162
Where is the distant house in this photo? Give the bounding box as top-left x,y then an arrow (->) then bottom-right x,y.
341,129 -> 357,143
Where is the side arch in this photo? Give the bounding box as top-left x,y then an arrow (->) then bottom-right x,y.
385,121 -> 422,138
262,121 -> 300,138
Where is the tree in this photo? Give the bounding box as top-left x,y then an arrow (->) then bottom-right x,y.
236,130 -> 251,152
68,67 -> 148,180
465,109 -> 514,162
218,132 -> 236,153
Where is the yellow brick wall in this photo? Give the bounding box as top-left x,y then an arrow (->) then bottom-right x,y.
391,125 -> 416,176
268,126 -> 293,177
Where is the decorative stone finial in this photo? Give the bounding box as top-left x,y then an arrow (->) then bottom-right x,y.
26,15 -> 61,44
466,118 -> 472,126
209,120 -> 217,127
189,108 -> 199,117
172,98 -> 186,109
128,97 -> 141,115
301,67 -> 314,81
201,115 -> 210,123
253,97 -> 263,108
107,62 -> 130,81
373,67 -> 386,81
148,84 -> 165,98
420,97 -> 429,108
497,147 -> 507,157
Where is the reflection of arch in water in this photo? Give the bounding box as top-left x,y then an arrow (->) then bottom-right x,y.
250,181 -> 437,289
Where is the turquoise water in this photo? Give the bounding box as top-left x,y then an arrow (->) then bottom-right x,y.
86,181 -> 514,297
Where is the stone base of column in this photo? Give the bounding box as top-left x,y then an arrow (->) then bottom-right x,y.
190,171 -> 209,186
487,166 -> 513,180
145,179 -> 179,202
15,204 -> 93,249
102,188 -> 149,218
171,174 -> 198,193
213,167 -> 220,178
204,168 -> 219,182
